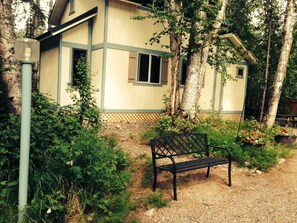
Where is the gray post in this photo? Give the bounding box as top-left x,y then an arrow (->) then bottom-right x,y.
18,62 -> 33,223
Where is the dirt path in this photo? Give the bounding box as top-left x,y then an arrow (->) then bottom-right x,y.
101,122 -> 297,223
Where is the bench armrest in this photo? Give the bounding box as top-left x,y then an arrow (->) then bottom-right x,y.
208,145 -> 232,159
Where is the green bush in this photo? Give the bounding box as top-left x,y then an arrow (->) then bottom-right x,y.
156,115 -> 195,135
0,60 -> 131,222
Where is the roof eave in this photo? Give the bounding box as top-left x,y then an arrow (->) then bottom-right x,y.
219,33 -> 258,65
48,0 -> 68,26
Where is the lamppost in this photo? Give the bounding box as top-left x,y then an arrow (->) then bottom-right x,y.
15,38 -> 40,223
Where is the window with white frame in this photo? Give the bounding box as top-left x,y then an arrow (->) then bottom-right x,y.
236,67 -> 244,79
69,0 -> 75,15
137,53 -> 161,84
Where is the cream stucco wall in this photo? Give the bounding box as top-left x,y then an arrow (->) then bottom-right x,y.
92,0 -> 105,45
221,64 -> 247,112
91,49 -> 103,106
62,21 -> 89,44
107,0 -> 168,50
104,48 -> 170,110
39,47 -> 59,101
59,47 -> 73,106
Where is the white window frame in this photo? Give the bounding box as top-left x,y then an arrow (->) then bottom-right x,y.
236,67 -> 245,79
69,0 -> 75,15
137,53 -> 162,84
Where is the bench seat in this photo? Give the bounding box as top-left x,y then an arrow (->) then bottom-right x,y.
158,157 -> 229,173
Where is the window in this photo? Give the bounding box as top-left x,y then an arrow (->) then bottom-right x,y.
236,67 -> 244,79
180,58 -> 188,85
69,0 -> 75,15
124,0 -> 164,9
137,53 -> 161,84
72,49 -> 87,86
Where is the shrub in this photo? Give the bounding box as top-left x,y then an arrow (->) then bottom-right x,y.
156,115 -> 195,135
0,61 -> 131,222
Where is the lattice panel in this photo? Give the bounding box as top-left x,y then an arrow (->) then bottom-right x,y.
103,112 -> 165,123
103,112 -> 242,123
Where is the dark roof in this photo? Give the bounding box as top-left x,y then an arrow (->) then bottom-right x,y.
37,7 -> 98,42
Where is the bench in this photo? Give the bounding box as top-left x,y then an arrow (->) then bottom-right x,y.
150,133 -> 232,200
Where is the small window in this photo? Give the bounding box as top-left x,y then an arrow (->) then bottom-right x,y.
69,0 -> 75,15
137,53 -> 161,84
125,0 -> 164,9
72,49 -> 87,86
236,67 -> 244,79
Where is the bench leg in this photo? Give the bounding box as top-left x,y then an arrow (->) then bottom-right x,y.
153,167 -> 157,191
228,161 -> 232,186
206,166 -> 210,177
173,172 -> 177,200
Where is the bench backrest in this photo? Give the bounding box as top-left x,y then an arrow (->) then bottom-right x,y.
150,133 -> 209,157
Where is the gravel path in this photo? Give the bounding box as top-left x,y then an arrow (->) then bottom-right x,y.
101,122 -> 297,223
138,151 -> 297,223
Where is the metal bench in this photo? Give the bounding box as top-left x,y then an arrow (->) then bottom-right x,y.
150,133 -> 232,200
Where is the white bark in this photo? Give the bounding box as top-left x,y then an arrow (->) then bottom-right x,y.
0,0 -> 21,114
265,0 -> 295,128
180,0 -> 228,119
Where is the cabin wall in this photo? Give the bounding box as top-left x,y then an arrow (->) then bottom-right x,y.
39,47 -> 59,101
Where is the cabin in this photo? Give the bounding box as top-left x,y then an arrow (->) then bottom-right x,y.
37,0 -> 257,122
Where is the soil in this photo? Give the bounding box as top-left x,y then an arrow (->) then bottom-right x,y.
101,121 -> 297,223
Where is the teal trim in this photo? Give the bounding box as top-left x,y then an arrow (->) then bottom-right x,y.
61,41 -> 88,49
88,19 -> 93,65
104,109 -> 164,113
57,35 -> 62,104
101,0 -> 109,110
92,43 -> 104,50
106,42 -> 168,55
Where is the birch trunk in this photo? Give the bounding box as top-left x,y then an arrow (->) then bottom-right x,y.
0,0 -> 21,114
265,0 -> 295,128
167,35 -> 181,115
180,0 -> 228,119
166,1 -> 182,115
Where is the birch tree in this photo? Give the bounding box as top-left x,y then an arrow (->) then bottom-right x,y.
0,0 -> 21,115
180,0 -> 228,120
265,0 -> 296,128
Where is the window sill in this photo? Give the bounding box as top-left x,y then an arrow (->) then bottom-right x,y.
133,82 -> 163,87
